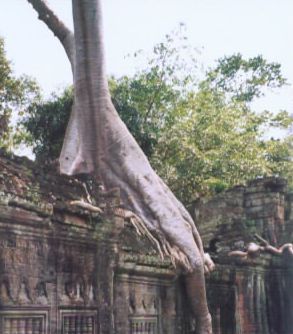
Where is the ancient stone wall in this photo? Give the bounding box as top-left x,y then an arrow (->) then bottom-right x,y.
0,152 -> 189,334
1,152 -> 292,334
194,177 -> 293,334
0,215 -> 102,334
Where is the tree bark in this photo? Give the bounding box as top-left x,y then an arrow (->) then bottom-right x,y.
27,0 -> 75,71
27,1 -> 212,332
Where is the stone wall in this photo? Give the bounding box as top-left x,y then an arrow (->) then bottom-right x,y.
0,151 -> 292,334
193,177 -> 293,334
0,152 -> 189,334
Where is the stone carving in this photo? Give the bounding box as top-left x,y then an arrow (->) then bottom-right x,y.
126,284 -> 160,334
87,284 -> 95,302
62,315 -> 95,334
0,311 -> 48,334
3,317 -> 44,334
17,281 -> 31,304
142,294 -> 157,314
0,237 -> 45,271
0,274 -> 49,306
0,280 -> 12,304
62,276 -> 95,305
129,317 -> 158,334
65,280 -> 84,302
129,290 -> 157,316
2,151 -> 293,333
6,275 -> 19,302
35,282 -> 48,305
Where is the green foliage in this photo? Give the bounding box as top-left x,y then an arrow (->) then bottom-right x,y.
0,37 -> 40,150
19,29 -> 293,203
110,26 -> 200,157
202,53 -> 287,103
109,72 -> 179,157
151,89 -> 292,202
21,87 -> 73,161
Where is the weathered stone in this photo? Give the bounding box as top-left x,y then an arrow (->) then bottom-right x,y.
193,177 -> 293,334
0,152 -> 188,334
0,151 -> 292,334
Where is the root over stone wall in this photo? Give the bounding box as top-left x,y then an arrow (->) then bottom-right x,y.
0,151 -> 292,333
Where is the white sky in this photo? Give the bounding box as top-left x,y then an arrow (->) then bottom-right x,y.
0,0 -> 293,119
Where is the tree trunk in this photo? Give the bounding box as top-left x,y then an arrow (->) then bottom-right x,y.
28,0 -> 213,332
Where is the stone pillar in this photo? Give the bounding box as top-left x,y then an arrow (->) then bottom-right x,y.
244,178 -> 286,245
234,268 -> 269,334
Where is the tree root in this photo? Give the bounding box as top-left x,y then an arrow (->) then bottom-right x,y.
70,200 -> 103,213
114,207 -> 166,261
29,0 -> 213,331
229,235 -> 293,261
69,199 -> 216,274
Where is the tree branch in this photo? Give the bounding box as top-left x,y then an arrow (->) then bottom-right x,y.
229,235 -> 293,261
27,0 -> 75,70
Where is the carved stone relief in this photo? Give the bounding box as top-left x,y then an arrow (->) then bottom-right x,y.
129,316 -> 158,334
115,275 -> 179,334
0,310 -> 48,334
0,228 -> 99,333
129,289 -> 158,316
59,310 -> 98,334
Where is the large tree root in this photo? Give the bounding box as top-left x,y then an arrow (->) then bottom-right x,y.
229,234 -> 293,261
71,191 -> 214,334
71,197 -> 215,274
63,101 -> 214,333
27,0 -> 214,332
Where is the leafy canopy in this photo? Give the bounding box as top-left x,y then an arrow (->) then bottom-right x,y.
0,37 -> 40,150
202,53 -> 287,103
19,29 -> 293,203
22,87 -> 72,161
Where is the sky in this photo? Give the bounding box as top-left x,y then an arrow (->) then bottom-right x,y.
0,0 -> 293,120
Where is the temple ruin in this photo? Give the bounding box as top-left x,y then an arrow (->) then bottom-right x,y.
0,150 -> 292,333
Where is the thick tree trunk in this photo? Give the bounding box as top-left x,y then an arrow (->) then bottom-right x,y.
28,0 -> 213,332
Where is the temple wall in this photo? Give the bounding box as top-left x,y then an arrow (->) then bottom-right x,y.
0,152 -> 187,334
194,177 -> 293,334
0,152 -> 292,334
0,197 -> 185,334
0,201 -> 113,333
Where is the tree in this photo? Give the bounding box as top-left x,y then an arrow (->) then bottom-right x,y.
21,31 -> 293,205
229,234 -> 293,261
110,28 -> 200,158
115,47 -> 292,203
202,53 -> 287,103
0,37 -> 39,150
26,0 -> 213,332
22,87 -> 72,162
152,89 -> 293,203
